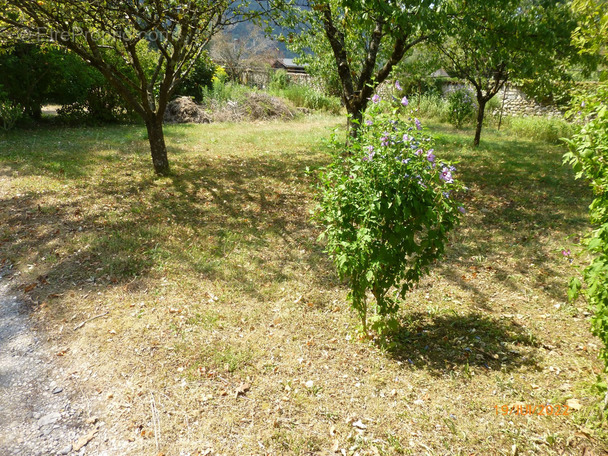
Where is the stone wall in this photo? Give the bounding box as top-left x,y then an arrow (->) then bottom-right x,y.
496,85 -> 562,117
440,81 -> 562,117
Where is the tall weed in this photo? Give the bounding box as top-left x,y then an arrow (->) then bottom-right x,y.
502,116 -> 573,143
269,85 -> 341,114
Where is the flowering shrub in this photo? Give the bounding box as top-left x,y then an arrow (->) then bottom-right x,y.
564,82 -> 608,371
447,89 -> 475,129
315,91 -> 465,333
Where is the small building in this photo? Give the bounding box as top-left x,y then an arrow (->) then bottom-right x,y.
271,58 -> 307,75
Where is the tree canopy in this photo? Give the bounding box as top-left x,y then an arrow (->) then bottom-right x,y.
437,0 -> 578,146
0,0 -> 253,174
274,0 -> 440,134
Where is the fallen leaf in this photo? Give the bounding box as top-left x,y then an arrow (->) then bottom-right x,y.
352,420 -> 367,430
23,283 -> 37,293
567,398 -> 582,410
73,429 -> 98,451
235,383 -> 250,398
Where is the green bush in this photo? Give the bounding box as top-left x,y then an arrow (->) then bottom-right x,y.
447,89 -> 475,128
503,116 -> 574,143
174,52 -> 215,103
0,91 -> 23,131
315,94 -> 465,334
0,43 -> 98,119
1,42 -> 159,125
565,82 -> 608,373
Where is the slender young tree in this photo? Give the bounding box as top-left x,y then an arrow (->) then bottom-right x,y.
0,0 -> 250,175
275,0 -> 440,135
438,0 -> 578,146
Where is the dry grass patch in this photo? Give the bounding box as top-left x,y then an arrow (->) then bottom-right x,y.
0,117 -> 607,455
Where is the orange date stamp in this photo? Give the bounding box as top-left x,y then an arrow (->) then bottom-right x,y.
495,404 -> 570,416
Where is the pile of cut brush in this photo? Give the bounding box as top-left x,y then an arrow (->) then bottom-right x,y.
165,92 -> 297,124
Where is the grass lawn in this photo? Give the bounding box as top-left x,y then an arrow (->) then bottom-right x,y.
0,115 -> 606,455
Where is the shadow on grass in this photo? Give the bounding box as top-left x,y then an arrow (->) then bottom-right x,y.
431,126 -> 589,305
0,121 -> 591,323
0,123 -> 338,305
385,311 -> 540,375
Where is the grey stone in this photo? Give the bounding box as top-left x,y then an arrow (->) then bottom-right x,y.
58,444 -> 72,455
38,412 -> 61,427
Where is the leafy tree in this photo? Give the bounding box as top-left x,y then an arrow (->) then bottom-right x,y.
174,51 -> 216,103
0,0 -> 251,175
0,42 -> 98,118
0,42 -> 141,123
437,0 -> 578,146
392,43 -> 445,96
210,24 -> 277,82
565,0 -> 608,386
275,0 -> 440,135
571,0 -> 608,58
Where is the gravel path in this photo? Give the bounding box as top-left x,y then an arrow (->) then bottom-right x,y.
0,270 -> 125,456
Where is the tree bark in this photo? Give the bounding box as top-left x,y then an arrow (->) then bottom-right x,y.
474,98 -> 487,147
346,100 -> 366,138
145,115 -> 170,175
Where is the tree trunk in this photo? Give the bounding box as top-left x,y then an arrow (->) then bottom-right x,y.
145,115 -> 170,175
27,104 -> 42,120
474,98 -> 487,147
347,106 -> 363,138
346,96 -> 369,139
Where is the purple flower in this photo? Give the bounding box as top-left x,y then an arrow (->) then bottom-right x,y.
401,96 -> 409,107
395,80 -> 402,91
426,149 -> 435,163
415,148 -> 423,156
365,119 -> 373,126
381,135 -> 389,147
581,101 -> 586,108
372,94 -> 380,104
443,191 -> 450,199
440,166 -> 454,184
363,146 -> 376,162
402,158 -> 411,164
415,118 -> 422,130
458,206 -> 466,214
403,134 -> 411,142
562,249 -> 571,257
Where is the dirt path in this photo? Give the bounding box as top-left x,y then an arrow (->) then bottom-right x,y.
0,270 -> 122,456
